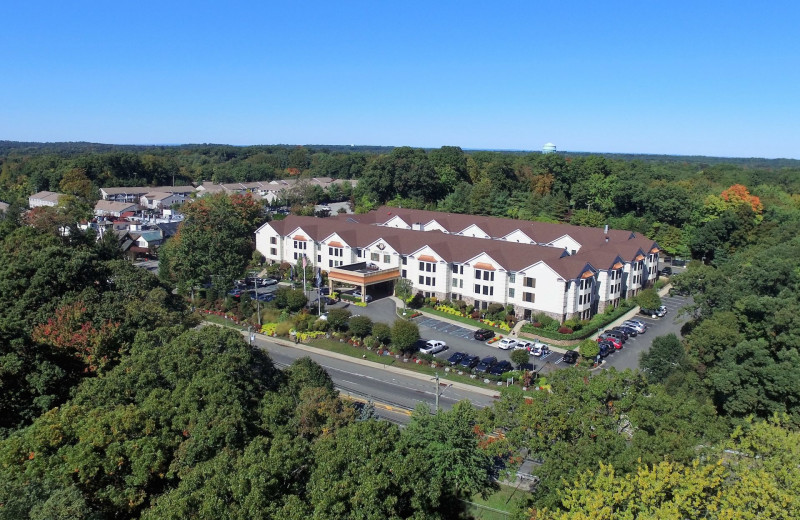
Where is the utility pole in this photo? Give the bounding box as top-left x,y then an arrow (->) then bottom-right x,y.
253,274 -> 261,326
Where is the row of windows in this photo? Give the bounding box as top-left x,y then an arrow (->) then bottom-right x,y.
419,275 -> 435,286
420,261 -> 436,273
474,284 -> 494,296
329,247 -> 343,257
475,269 -> 494,281
293,240 -> 307,250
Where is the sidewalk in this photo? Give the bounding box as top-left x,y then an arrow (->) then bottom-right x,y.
232,325 -> 501,398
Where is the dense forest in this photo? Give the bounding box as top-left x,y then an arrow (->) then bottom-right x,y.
1,142 -> 800,518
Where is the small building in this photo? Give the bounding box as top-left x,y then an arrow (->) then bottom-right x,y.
136,230 -> 163,249
140,191 -> 186,210
29,191 -> 65,208
94,200 -> 139,218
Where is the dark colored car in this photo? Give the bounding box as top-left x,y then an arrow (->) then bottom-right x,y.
607,328 -> 629,341
599,336 -> 623,349
660,267 -> 673,276
255,293 -> 276,302
614,326 -> 638,337
602,331 -> 626,343
474,329 -> 495,341
228,288 -> 244,298
475,356 -> 498,374
447,351 -> 467,365
598,342 -> 612,358
562,350 -> 579,364
319,287 -> 331,295
488,360 -> 513,376
459,355 -> 480,369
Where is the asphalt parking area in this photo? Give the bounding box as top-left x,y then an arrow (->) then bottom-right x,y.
413,317 -> 477,340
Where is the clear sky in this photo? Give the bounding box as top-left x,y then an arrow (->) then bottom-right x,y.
3,1 -> 798,158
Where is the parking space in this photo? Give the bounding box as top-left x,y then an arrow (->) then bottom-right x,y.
413,317 -> 477,340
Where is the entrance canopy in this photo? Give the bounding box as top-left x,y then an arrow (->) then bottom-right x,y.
328,262 -> 401,302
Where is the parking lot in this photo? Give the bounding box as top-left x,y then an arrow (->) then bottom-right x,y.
599,293 -> 691,371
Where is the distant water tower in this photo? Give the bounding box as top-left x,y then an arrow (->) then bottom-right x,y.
542,142 -> 557,154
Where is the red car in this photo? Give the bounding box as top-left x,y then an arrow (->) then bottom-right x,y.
598,336 -> 622,349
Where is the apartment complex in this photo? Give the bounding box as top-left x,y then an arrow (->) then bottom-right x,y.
255,207 -> 659,322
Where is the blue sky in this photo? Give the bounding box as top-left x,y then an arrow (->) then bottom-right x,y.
3,1 -> 798,158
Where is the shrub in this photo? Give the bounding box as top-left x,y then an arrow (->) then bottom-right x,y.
486,303 -> 504,319
557,326 -> 573,334
373,322 -> 391,345
275,321 -> 293,337
391,319 -> 420,354
470,310 -> 481,319
349,315 -> 373,338
408,293 -> 425,309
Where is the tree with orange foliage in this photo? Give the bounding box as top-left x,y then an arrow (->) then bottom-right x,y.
32,301 -> 120,372
721,184 -> 763,214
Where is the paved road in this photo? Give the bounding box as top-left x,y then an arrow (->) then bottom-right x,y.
252,334 -> 499,422
600,294 -> 692,371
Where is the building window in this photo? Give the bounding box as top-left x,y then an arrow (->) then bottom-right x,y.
524,277 -> 535,288
420,261 -> 436,273
270,237 -> 277,244
371,252 -> 379,261
355,248 -> 362,257
317,254 -> 321,262
384,254 -> 390,263
401,269 -> 407,278
452,278 -> 458,288
293,240 -> 307,250
475,284 -> 494,296
402,256 -> 407,265
523,292 -> 534,303
509,288 -> 515,298
270,248 -> 277,256
420,276 -> 435,287
475,269 -> 494,281
509,273 -> 516,283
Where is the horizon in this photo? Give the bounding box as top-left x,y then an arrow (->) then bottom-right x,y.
3,139 -> 796,162
3,2 -> 798,159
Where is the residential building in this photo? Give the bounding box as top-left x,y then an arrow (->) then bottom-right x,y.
94,200 -> 139,218
255,208 -> 659,322
29,191 -> 65,208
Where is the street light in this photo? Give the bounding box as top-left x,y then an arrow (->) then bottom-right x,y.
431,372 -> 452,412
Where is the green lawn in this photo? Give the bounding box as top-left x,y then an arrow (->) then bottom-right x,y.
463,483 -> 527,518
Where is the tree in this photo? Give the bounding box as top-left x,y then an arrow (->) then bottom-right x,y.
640,333 -> 685,383
578,339 -> 599,362
159,192 -> 263,299
394,278 -> 413,308
391,319 -> 420,353
510,348 -> 530,369
635,288 -> 661,310
326,308 -> 352,332
348,315 -> 373,338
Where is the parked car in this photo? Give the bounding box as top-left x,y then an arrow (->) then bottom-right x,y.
515,340 -> 531,351
228,288 -> 245,298
658,305 -> 668,315
420,340 -> 447,355
475,356 -> 498,374
264,278 -> 279,286
623,320 -> 646,333
488,360 -> 513,376
598,342 -> 612,358
608,328 -> 629,341
447,352 -> 467,365
603,330 -> 627,342
659,266 -> 673,276
352,290 -> 373,302
255,293 -> 276,302
614,326 -> 638,337
640,307 -> 665,318
598,336 -> 622,349
562,350 -> 579,364
474,329 -> 495,341
497,338 -> 518,350
531,343 -> 550,357
459,355 -> 481,369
